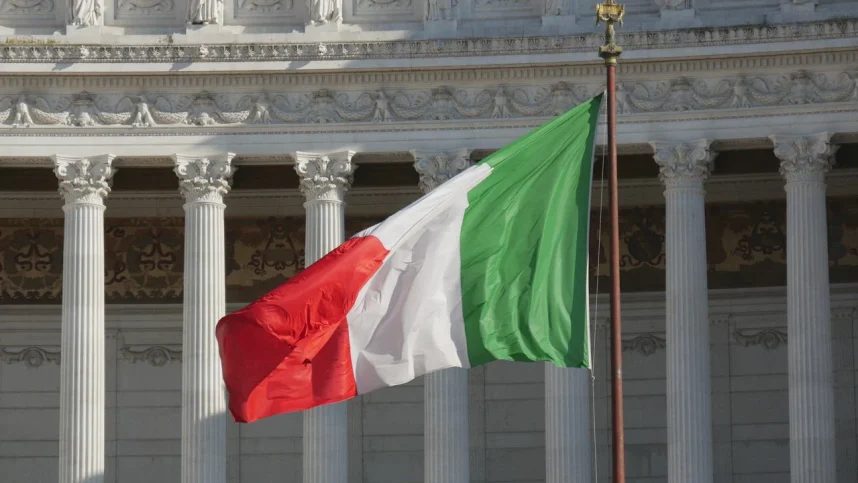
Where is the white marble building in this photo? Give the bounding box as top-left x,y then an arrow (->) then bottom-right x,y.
1,1 -> 858,482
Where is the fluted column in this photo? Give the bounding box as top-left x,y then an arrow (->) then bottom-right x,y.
173,153 -> 234,483
651,140 -> 715,483
412,149 -> 472,483
295,150 -> 356,483
771,133 -> 837,483
53,154 -> 115,483
545,365 -> 592,483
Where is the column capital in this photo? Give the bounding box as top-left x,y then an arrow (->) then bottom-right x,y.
52,154 -> 115,206
411,149 -> 473,194
294,150 -> 356,203
650,139 -> 714,188
173,153 -> 235,204
771,133 -> 837,183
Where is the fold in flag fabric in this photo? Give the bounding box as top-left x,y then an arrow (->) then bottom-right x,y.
216,94 -> 602,423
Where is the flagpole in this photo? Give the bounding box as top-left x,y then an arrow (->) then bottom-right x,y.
596,2 -> 626,482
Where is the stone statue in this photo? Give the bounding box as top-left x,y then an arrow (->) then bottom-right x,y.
68,0 -> 102,27
655,0 -> 687,9
307,0 -> 341,25
543,0 -> 567,16
426,0 -> 453,20
188,0 -> 222,24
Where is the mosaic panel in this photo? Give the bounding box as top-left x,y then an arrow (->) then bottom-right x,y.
1,200 -> 856,304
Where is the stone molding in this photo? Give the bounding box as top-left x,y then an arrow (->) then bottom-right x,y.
0,68 -> 854,132
294,150 -> 356,202
0,20 -> 856,64
771,132 -> 838,183
52,154 -> 116,205
411,148 -> 472,193
173,153 -> 235,203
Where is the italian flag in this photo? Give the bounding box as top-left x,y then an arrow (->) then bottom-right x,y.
217,94 -> 601,423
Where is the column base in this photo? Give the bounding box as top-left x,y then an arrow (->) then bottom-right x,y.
305,20 -> 343,34
542,15 -> 576,33
65,25 -> 104,43
183,24 -> 229,43
424,19 -> 457,36
659,8 -> 700,28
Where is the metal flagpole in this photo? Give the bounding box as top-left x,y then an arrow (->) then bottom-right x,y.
596,2 -> 626,482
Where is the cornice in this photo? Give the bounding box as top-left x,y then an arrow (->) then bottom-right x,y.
0,20 -> 855,64
0,50 -> 856,88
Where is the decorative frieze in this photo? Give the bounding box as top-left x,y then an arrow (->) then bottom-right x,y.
0,69 -> 854,130
0,19 -> 854,63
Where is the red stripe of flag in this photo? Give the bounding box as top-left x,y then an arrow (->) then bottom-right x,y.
216,235 -> 389,423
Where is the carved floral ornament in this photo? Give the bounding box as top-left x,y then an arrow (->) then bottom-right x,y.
0,69 -> 855,130
0,346 -> 61,367
119,345 -> 182,366
732,328 -> 787,350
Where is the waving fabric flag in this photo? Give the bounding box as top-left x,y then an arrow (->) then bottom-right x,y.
216,94 -> 602,423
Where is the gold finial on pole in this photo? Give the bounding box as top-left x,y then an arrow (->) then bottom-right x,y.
595,0 -> 625,66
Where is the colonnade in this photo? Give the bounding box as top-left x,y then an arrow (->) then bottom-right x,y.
53,132 -> 838,482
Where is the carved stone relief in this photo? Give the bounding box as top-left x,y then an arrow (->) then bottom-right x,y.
116,0 -> 175,17
0,69 -> 854,130
732,328 -> 788,350
0,346 -> 61,367
622,334 -> 666,356
0,0 -> 55,15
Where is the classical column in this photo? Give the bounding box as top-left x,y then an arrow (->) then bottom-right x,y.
412,149 -> 472,483
53,154 -> 114,483
545,365 -> 592,483
771,133 -> 837,483
295,150 -> 356,483
173,153 -> 235,483
651,140 -> 715,483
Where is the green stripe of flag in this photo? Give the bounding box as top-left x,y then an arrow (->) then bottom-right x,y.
460,94 -> 602,368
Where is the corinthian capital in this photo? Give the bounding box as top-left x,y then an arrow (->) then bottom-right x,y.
173,153 -> 235,203
650,140 -> 714,188
294,151 -> 356,203
52,154 -> 115,205
411,149 -> 473,194
771,133 -> 837,183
